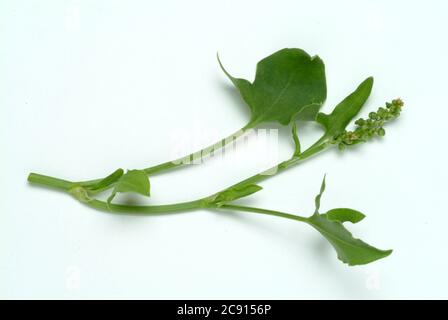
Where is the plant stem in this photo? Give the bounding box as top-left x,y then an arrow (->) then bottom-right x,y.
223,139 -> 329,191
27,135 -> 331,215
218,204 -> 308,222
28,173 -> 75,191
77,126 -> 251,188
144,126 -> 249,174
28,171 -> 209,213
86,139 -> 329,215
86,198 -> 207,214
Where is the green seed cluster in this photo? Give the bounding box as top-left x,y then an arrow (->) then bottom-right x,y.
331,98 -> 404,150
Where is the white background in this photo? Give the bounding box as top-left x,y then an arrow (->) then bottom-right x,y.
1,0 -> 447,299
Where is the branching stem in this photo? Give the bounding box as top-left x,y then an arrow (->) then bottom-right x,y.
27,136 -> 330,215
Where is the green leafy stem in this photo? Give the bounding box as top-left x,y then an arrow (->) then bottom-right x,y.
27,48 -> 403,266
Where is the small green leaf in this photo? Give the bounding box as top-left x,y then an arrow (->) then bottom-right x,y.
308,176 -> 391,265
218,48 -> 327,126
107,169 -> 150,204
88,168 -> 124,191
314,175 -> 326,214
307,213 -> 392,266
316,77 -> 373,138
211,184 -> 262,207
292,122 -> 301,156
326,208 -> 365,224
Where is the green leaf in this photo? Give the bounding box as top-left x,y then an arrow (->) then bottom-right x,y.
314,175 -> 326,214
218,48 -> 327,126
326,208 -> 365,224
88,168 -> 124,191
211,184 -> 262,207
308,175 -> 391,265
307,213 -> 392,266
107,169 -> 150,204
316,77 -> 373,137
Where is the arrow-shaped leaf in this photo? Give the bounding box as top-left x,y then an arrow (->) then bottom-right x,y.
219,48 -> 327,126
307,176 -> 392,266
307,213 -> 392,266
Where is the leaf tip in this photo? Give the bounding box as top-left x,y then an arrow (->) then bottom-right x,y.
217,53 -> 236,82
310,54 -> 322,61
364,76 -> 374,88
347,248 -> 393,266
216,52 -> 225,70
326,208 -> 366,224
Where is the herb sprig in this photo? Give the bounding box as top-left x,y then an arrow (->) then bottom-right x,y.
28,48 -> 403,266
